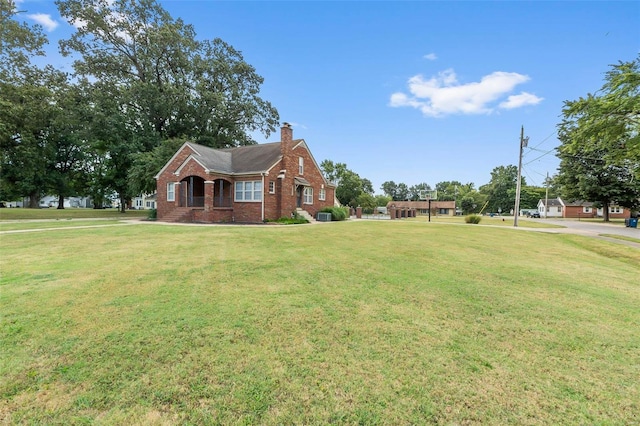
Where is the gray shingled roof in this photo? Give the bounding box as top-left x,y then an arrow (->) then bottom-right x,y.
186,141 -> 291,175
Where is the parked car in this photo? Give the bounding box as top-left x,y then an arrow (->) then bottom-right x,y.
529,212 -> 541,218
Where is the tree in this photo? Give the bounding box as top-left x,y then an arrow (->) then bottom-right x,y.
408,182 -> 432,201
0,0 -> 51,206
556,56 -> 640,220
374,194 -> 391,207
320,160 -> 371,208
129,138 -> 186,196
380,181 -> 410,201
479,165 -> 521,214
380,181 -> 398,199
47,77 -> 91,209
0,0 -> 47,80
56,0 -> 279,148
320,160 -> 348,184
55,0 -> 279,206
519,186 -> 546,210
459,196 -> 477,214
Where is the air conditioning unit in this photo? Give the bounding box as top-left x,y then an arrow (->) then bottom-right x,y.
316,212 -> 332,222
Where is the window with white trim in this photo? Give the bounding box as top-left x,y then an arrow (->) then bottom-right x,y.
583,207 -> 591,213
268,181 -> 275,194
235,181 -> 262,202
167,182 -> 175,201
303,187 -> 313,204
299,157 -> 304,175
319,188 -> 326,201
557,206 -> 562,213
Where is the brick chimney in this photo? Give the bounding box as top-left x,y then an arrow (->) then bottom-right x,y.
280,122 -> 293,172
281,122 -> 293,144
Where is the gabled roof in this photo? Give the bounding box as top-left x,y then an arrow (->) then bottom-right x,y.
155,141 -> 292,178
562,200 -> 594,207
538,198 -> 563,207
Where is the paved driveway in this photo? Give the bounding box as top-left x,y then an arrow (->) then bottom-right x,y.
524,218 -> 640,248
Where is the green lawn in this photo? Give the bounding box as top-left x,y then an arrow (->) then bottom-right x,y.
1,220 -> 638,424
0,208 -> 148,221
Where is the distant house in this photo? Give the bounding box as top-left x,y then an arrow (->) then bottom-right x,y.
537,198 -> 564,218
562,200 -> 596,219
537,197 -> 631,219
132,193 -> 156,210
38,196 -> 93,209
155,123 -> 336,223
386,200 -> 456,216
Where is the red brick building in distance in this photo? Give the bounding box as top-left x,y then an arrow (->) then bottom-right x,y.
155,123 -> 336,223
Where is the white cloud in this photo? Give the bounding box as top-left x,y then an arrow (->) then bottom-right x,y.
423,53 -> 437,61
390,68 -> 542,117
499,92 -> 544,109
26,13 -> 59,32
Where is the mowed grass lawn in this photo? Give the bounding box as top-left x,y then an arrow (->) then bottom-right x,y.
1,220 -> 639,424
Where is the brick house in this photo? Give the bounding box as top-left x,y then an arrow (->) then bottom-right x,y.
537,197 -> 631,219
155,123 -> 336,223
385,200 -> 456,216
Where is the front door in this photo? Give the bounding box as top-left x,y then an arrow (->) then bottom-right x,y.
296,185 -> 303,208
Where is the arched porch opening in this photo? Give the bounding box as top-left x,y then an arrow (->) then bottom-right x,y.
180,176 -> 205,207
212,178 -> 232,207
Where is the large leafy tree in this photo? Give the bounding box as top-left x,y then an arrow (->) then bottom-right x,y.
56,0 -> 279,147
56,0 -> 279,205
380,181 -> 409,201
556,56 -> 640,220
0,0 -> 47,80
0,0 -> 50,206
408,182 -> 432,201
320,160 -> 372,208
479,165 -> 521,214
46,75 -> 92,209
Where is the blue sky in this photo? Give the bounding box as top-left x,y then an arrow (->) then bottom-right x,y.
17,0 -> 640,193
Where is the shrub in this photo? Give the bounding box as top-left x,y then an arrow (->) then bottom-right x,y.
465,214 -> 482,224
321,206 -> 349,221
266,215 -> 309,225
147,208 -> 157,220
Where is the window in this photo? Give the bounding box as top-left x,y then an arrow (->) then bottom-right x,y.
235,181 -> 262,202
167,182 -> 175,201
269,181 -> 275,194
319,188 -> 326,201
299,157 -> 304,175
439,208 -> 449,215
584,207 -> 591,213
557,206 -> 562,213
135,199 -> 143,208
610,206 -> 621,213
303,187 -> 313,204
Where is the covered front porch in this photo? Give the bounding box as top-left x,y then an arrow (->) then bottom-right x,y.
172,176 -> 234,222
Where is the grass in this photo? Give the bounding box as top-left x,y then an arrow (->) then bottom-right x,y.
600,233 -> 640,244
1,220 -> 639,424
0,208 -> 148,221
422,215 -> 566,228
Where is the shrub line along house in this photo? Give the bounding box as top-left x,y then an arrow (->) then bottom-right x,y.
155,123 -> 336,223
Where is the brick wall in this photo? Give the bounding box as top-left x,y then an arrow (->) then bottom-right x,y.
156,144 -> 199,220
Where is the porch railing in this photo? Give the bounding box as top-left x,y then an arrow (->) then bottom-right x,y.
213,196 -> 232,208
187,196 -> 205,207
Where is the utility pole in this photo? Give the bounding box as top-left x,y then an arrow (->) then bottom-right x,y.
514,126 -> 528,227
544,172 -> 549,219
